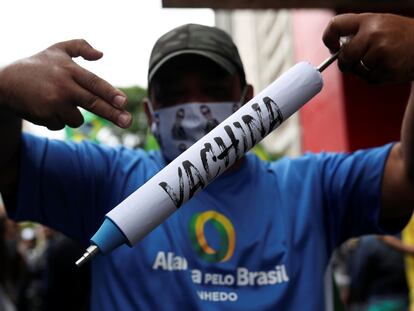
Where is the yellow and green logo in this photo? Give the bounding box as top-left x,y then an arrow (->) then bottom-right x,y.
189,211 -> 236,263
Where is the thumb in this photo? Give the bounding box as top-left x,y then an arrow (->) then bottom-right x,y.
323,14 -> 360,52
53,39 -> 103,61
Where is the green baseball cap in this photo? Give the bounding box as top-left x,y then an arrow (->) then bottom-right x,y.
148,24 -> 246,85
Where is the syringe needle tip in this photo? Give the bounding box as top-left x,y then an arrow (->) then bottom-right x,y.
75,245 -> 99,267
317,50 -> 341,73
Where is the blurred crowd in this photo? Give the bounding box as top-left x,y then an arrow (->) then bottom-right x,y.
0,202 -> 90,311
331,217 -> 414,311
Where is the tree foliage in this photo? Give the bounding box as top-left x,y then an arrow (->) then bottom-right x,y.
112,86 -> 148,148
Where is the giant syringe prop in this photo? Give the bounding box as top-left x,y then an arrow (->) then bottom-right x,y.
75,52 -> 340,266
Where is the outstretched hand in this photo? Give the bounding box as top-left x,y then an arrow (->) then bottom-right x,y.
0,39 -> 132,130
323,13 -> 414,83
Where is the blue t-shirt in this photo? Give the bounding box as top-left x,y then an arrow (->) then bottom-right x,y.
9,133 -> 394,311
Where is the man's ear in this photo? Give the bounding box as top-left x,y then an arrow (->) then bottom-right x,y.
245,84 -> 254,102
244,84 -> 254,103
143,98 -> 153,126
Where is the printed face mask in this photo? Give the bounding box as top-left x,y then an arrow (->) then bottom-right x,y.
149,101 -> 241,162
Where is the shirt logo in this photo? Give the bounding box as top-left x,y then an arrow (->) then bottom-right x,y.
189,210 -> 236,263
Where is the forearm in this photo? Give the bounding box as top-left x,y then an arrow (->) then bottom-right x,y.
0,83 -> 22,200
401,82 -> 414,181
379,235 -> 414,255
379,85 -> 414,225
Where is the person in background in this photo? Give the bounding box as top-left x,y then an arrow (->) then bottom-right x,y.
0,203 -> 25,311
347,235 -> 408,311
379,216 -> 414,311
40,227 -> 91,311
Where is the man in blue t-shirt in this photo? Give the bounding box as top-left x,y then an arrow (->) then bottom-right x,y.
1,13 -> 414,311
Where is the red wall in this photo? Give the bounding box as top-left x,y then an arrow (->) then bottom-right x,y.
292,9 -> 409,153
292,10 -> 349,152
342,76 -> 409,150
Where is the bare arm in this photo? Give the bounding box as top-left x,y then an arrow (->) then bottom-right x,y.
378,235 -> 414,256
0,105 -> 21,203
381,84 -> 414,226
0,39 -> 132,203
323,13 -> 414,227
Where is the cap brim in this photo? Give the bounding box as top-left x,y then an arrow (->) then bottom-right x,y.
148,49 -> 238,85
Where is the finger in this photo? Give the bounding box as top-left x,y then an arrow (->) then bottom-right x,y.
350,60 -> 372,81
72,66 -> 127,109
75,87 -> 132,128
53,39 -> 103,61
337,32 -> 370,73
323,14 -> 360,52
60,107 -> 85,128
46,118 -> 65,131
358,47 -> 387,84
25,113 -> 64,131
365,68 -> 386,84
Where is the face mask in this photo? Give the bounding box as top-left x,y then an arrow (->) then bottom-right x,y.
148,102 -> 235,162
148,87 -> 248,162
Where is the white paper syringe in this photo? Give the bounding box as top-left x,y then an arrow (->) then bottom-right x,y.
75,53 -> 339,267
